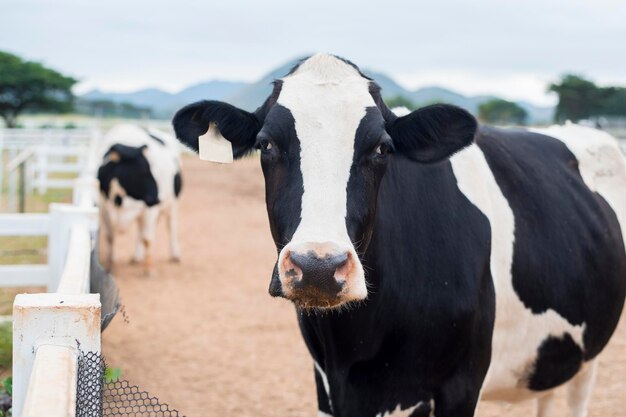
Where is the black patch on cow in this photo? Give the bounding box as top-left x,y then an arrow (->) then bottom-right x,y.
527,334 -> 583,391
298,155 -> 495,415
173,171 -> 182,197
346,106 -> 391,253
386,104 -> 477,163
97,144 -> 159,207
113,195 -> 123,207
477,126 -> 626,361
257,105 -> 303,297
257,104 -> 303,251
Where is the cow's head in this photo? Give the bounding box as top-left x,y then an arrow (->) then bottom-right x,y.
97,144 -> 159,222
173,54 -> 476,309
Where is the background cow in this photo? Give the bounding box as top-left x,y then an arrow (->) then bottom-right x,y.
172,54 -> 626,417
97,124 -> 182,274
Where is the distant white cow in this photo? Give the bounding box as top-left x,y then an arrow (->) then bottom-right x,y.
97,124 -> 182,274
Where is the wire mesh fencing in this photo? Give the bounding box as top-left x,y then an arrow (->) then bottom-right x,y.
76,350 -> 185,417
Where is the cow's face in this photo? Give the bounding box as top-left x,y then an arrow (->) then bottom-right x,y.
97,144 -> 159,224
173,54 -> 476,310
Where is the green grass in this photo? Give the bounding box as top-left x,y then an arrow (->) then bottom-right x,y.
0,236 -> 47,266
0,323 -> 10,372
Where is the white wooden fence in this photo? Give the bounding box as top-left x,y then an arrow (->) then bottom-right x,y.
0,128 -> 104,417
1,128 -> 101,211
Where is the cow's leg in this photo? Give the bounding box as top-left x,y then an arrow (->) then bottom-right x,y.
314,362 -> 333,416
141,207 -> 160,276
434,371 -> 484,417
167,203 -> 181,262
535,391 -> 555,417
131,218 -> 145,264
566,359 -> 597,417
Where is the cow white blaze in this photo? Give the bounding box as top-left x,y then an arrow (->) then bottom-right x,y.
275,54 -> 373,304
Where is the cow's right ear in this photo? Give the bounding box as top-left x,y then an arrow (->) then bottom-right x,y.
172,100 -> 261,159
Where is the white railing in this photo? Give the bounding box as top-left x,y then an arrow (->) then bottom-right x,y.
11,198 -> 101,416
1,128 -> 101,211
1,128 -> 104,417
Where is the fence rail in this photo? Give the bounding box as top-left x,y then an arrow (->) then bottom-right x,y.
1,128 -> 101,211
0,127 -> 104,417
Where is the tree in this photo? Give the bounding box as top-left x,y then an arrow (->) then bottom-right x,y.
548,74 -> 605,123
478,99 -> 528,125
0,51 -> 76,127
385,95 -> 417,111
549,74 -> 626,123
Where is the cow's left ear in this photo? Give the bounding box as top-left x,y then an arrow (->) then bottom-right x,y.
172,100 -> 261,159
386,104 -> 477,163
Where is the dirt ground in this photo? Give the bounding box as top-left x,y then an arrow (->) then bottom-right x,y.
102,155 -> 626,417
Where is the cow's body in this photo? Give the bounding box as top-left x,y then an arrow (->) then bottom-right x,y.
172,54 -> 626,417
98,124 -> 182,274
305,124 -> 626,417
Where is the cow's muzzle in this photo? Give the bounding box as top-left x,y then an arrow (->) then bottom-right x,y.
269,241 -> 367,309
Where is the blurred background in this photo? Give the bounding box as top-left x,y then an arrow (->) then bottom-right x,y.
1,0 -> 626,130
0,1 -> 625,416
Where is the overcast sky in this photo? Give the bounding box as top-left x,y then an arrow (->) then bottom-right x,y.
2,0 -> 625,106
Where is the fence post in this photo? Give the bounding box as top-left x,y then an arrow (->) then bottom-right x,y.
0,129 -> 4,210
48,203 -> 98,292
36,147 -> 47,195
13,293 -> 101,417
73,176 -> 99,207
8,148 -> 17,212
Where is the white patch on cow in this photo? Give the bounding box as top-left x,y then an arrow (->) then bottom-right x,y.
530,123 -> 626,249
376,399 -> 434,417
317,412 -> 333,417
276,54 -> 373,298
449,144 -> 586,403
314,361 -> 331,404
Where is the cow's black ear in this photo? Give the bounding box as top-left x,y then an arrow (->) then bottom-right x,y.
387,104 -> 477,163
172,100 -> 261,158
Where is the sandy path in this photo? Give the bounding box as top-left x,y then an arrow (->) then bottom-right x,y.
102,155 -> 626,417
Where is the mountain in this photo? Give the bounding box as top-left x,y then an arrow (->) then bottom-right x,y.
82,88 -> 172,109
80,59 -> 553,123
171,80 -> 247,106
227,58 -> 302,111
81,80 -> 246,118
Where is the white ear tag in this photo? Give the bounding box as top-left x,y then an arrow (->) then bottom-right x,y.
198,122 -> 233,163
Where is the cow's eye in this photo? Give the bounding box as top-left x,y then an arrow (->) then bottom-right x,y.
375,142 -> 393,157
257,139 -> 273,152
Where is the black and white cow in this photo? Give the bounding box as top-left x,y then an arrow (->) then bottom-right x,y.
97,124 -> 182,274
173,54 -> 626,417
